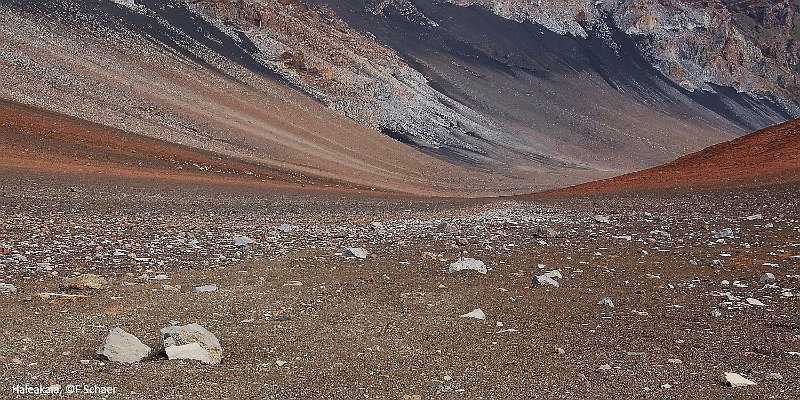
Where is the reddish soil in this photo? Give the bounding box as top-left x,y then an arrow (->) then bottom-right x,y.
551,119 -> 800,195
0,98 -> 381,194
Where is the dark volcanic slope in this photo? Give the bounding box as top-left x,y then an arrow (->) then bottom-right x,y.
552,118 -> 800,194
305,0 -> 794,170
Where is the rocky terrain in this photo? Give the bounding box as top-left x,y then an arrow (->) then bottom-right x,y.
1,169 -> 799,398
1,3 -> 799,397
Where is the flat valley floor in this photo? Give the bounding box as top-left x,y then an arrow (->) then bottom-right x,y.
0,173 -> 798,399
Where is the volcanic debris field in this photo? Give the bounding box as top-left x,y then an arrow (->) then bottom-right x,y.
0,178 -> 799,399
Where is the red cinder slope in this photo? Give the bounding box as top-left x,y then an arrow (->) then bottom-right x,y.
552,119 -> 800,194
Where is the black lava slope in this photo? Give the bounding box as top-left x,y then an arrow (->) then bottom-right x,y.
306,0 -> 796,170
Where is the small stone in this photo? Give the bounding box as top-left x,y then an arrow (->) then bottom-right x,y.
650,230 -> 671,240
276,360 -> 288,367
344,247 -> 368,259
598,364 -> 612,371
154,274 -> 170,281
667,358 -> 682,364
760,273 -> 776,285
594,215 -> 610,224
233,235 -> 254,247
0,283 -> 16,293
555,347 -> 566,355
459,309 -> 486,320
713,228 -> 734,239
597,297 -> 615,308
368,222 -> 386,234
745,214 -> 763,221
61,274 -> 108,290
402,395 -> 422,400
193,284 -> 218,293
276,224 -> 293,233
532,271 -> 561,288
746,298 -> 766,307
283,281 -> 303,286
449,258 -> 487,274
96,327 -> 152,364
711,308 -> 722,317
422,252 -> 444,261
723,372 -> 756,387
162,285 -> 180,292
161,323 -> 222,365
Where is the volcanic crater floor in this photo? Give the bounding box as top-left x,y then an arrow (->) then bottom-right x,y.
0,176 -> 798,399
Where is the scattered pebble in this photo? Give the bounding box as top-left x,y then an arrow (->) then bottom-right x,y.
723,372 -> 756,387
459,309 -> 486,320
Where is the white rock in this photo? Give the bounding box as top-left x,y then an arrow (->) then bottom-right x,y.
193,284 -> 218,293
276,360 -> 288,367
459,309 -> 486,320
594,215 -> 610,223
96,327 -> 151,364
746,298 -> 766,307
532,274 -> 560,288
233,235 -> 254,247
0,283 -> 16,293
724,372 -> 756,387
449,258 -> 487,274
745,214 -> 763,221
277,224 -> 293,233
165,342 -> 214,364
344,247 -> 369,259
760,273 -> 776,285
597,297 -> 615,308
161,323 -> 222,365
533,270 -> 562,287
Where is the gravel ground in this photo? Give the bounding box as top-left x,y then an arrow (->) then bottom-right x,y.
1,176 -> 799,399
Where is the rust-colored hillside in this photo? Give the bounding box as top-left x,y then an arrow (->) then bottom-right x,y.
553,119 -> 800,194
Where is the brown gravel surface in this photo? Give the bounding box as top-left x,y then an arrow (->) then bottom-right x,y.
1,173 -> 798,399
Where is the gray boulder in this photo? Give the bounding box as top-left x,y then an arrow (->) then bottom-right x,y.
96,327 -> 152,363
